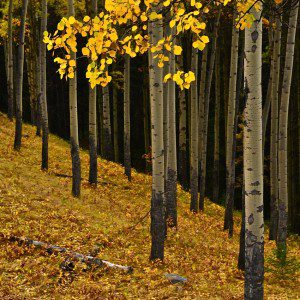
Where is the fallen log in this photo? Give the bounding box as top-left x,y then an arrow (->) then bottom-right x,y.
7,235 -> 133,273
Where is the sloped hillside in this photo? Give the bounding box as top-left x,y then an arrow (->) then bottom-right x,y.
0,113 -> 299,299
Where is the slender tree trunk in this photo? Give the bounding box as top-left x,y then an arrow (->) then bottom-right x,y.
68,0 -> 81,197
113,86 -> 119,162
124,56 -> 131,181
198,45 -> 208,193
142,63 -> 151,172
178,48 -> 188,190
165,34 -> 177,227
7,0 -> 14,121
89,84 -> 97,184
224,17 -> 239,233
36,35 -> 42,137
243,4 -> 264,299
88,0 -> 98,185
27,2 -> 38,126
148,6 -> 165,260
262,19 -> 275,150
14,0 -> 29,150
269,15 -> 281,241
213,48 -> 221,202
277,2 -> 299,255
238,171 -> 245,270
98,87 -> 104,156
41,0 -> 49,170
102,85 -> 113,160
190,47 -> 199,212
199,12 -> 220,211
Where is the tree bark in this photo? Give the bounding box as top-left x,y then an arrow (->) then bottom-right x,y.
199,12 -> 220,211
113,86 -> 119,162
224,17 -> 239,234
190,46 -> 199,213
102,85 -> 113,160
165,33 -> 177,228
269,15 -> 281,241
88,0 -> 98,185
213,48 -> 221,202
14,0 -> 29,150
148,6 -> 165,260
277,2 -> 299,255
262,18 -> 275,150
7,0 -> 14,121
243,4 -> 264,299
178,46 -> 188,190
124,56 -> 131,181
68,0 -> 81,197
41,0 -> 49,171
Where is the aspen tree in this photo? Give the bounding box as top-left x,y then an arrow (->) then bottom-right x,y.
102,85 -> 113,160
269,15 -> 281,240
14,0 -> 29,150
190,47 -> 199,212
224,15 -> 239,233
148,3 -> 165,260
41,0 -> 49,170
277,1 -> 299,255
113,86 -> 119,162
166,28 -> 177,227
124,55 -> 131,181
262,16 -> 274,150
7,0 -> 14,121
178,46 -> 188,190
213,48 -> 221,202
88,0 -> 98,185
68,0 -> 81,197
199,12 -> 220,210
243,3 -> 264,298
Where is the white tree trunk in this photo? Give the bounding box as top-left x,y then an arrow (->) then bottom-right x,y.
165,31 -> 177,227
224,16 -> 239,233
277,2 -> 299,253
148,7 -> 165,260
68,0 -> 81,197
269,15 -> 281,240
190,47 -> 199,212
243,4 -> 264,299
41,0 -> 49,171
14,0 -> 29,150
88,0 -> 98,185
7,0 -> 14,120
102,85 -> 113,160
124,56 -> 131,180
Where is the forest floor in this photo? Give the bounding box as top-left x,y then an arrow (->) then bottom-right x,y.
0,112 -> 299,299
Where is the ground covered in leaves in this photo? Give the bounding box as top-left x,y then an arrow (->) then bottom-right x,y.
0,113 -> 299,299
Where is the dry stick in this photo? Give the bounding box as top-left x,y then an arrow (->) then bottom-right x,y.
7,235 -> 133,273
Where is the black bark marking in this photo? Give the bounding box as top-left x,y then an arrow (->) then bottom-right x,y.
251,30 -> 258,43
257,205 -> 263,213
251,181 -> 260,186
249,189 -> 261,195
248,213 -> 254,225
251,45 -> 257,53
